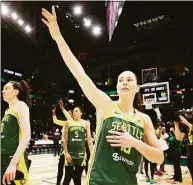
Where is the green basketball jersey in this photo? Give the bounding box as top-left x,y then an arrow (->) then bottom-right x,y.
68,120 -> 86,159
86,102 -> 145,185
1,109 -> 20,154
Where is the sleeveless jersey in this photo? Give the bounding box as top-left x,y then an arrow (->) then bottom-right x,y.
68,120 -> 86,159
86,102 -> 145,185
1,108 -> 20,154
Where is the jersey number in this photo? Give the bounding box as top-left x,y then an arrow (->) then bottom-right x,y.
75,131 -> 79,138
121,147 -> 131,154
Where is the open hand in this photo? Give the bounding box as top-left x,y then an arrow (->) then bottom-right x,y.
58,100 -> 64,110
52,106 -> 56,114
106,126 -> 138,148
41,6 -> 62,41
179,115 -> 188,125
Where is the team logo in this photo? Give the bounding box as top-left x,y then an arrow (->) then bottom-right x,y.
112,153 -> 119,161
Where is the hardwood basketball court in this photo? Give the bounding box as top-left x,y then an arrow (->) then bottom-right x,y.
29,154 -> 192,185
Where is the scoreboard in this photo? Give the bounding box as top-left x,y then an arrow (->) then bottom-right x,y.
140,82 -> 170,104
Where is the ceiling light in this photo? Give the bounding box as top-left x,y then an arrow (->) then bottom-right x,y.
68,99 -> 74,103
73,5 -> 82,15
25,25 -> 32,32
11,12 -> 18,20
1,4 -> 10,15
18,19 -> 24,26
92,26 -> 101,36
84,18 -> 92,27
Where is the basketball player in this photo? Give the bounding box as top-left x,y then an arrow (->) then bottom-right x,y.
42,6 -> 163,185
1,80 -> 31,185
52,100 -> 73,185
63,107 -> 93,185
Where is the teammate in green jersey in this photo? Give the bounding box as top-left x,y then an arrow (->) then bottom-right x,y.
63,107 -> 93,185
52,99 -> 73,185
1,80 -> 31,185
42,6 -> 164,185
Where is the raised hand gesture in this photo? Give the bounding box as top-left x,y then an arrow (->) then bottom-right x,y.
58,100 -> 64,111
52,106 -> 56,115
179,115 -> 188,125
41,6 -> 62,41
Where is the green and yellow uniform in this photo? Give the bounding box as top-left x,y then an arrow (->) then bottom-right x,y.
86,102 -> 145,185
1,108 -> 29,185
65,120 -> 87,166
52,109 -> 72,155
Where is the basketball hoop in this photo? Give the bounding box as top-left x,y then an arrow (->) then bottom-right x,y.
144,98 -> 155,109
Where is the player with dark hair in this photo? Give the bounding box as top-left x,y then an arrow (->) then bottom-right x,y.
1,80 -> 31,185
52,99 -> 73,185
63,107 -> 93,185
42,6 -> 163,185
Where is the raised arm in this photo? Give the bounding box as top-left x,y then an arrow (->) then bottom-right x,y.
41,6 -> 112,111
85,121 -> 94,154
3,102 -> 31,184
52,106 -> 65,126
58,100 -> 72,120
179,115 -> 192,130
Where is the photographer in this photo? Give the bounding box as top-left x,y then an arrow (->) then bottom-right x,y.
176,115 -> 193,183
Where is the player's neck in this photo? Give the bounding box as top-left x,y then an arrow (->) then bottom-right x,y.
74,117 -> 81,122
117,98 -> 134,114
8,98 -> 20,108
